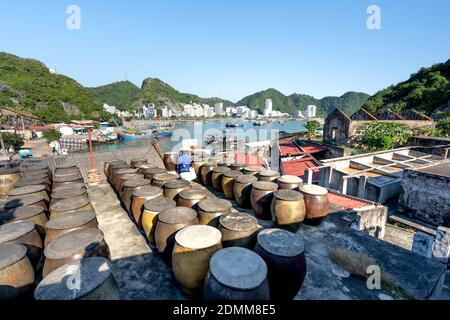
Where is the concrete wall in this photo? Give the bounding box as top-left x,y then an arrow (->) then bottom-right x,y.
399,169 -> 450,227
323,109 -> 351,146
352,205 -> 388,239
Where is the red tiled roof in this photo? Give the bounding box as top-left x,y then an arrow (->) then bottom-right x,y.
281,157 -> 321,180
279,141 -> 327,157
70,120 -> 94,125
327,192 -> 371,210
17,125 -> 55,131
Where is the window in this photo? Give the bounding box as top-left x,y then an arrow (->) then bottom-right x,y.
331,128 -> 337,140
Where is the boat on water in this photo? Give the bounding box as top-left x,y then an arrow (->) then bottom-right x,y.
118,130 -> 173,141
225,122 -> 243,128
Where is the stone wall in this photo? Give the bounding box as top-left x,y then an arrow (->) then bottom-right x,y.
399,169 -> 450,227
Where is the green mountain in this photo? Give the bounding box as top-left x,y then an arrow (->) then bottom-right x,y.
362,59 -> 450,116
236,89 -> 369,116
0,52 -> 106,122
87,81 -> 140,111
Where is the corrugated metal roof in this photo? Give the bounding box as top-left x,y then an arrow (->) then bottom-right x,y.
281,157 -> 320,179
327,192 -> 371,210
279,141 -> 327,157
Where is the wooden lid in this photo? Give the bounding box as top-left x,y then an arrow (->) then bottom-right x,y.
178,188 -> 208,200
252,181 -> 278,191
7,185 -> 46,197
223,170 -> 242,179
259,169 -> 280,178
46,211 -> 96,230
22,171 -> 49,179
274,189 -> 304,201
198,198 -> 232,213
21,165 -> 49,172
53,174 -> 83,183
278,175 -> 303,184
131,158 -> 147,163
122,179 -> 151,189
175,225 -> 221,249
52,183 -> 85,193
136,164 -> 154,171
55,163 -> 78,169
3,195 -> 46,209
114,168 -> 138,175
44,228 -> 104,259
110,164 -> 130,171
213,167 -> 231,174
132,186 -> 163,199
51,188 -> 86,200
108,160 -> 127,166
144,197 -> 176,213
158,207 -> 197,224
0,221 -> 35,244
0,243 -> 27,270
0,169 -> 20,175
34,257 -> 113,300
15,178 -> 50,188
54,167 -> 80,175
244,166 -> 261,173
230,163 -> 246,170
203,161 -> 217,168
164,180 -> 190,189
0,205 -> 44,223
119,173 -> 143,182
235,174 -> 258,184
50,197 -> 91,212
219,212 -> 258,232
300,184 -> 328,196
209,247 -> 267,290
152,173 -> 178,182
257,228 -> 305,257
144,168 -> 167,175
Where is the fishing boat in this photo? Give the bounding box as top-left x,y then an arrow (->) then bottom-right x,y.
118,131 -> 157,141
225,122 -> 243,128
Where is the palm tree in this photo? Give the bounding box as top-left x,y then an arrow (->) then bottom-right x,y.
305,120 -> 320,140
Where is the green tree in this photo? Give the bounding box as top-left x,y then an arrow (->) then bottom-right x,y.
42,129 -> 62,142
2,132 -> 24,151
358,122 -> 412,151
304,120 -> 320,140
436,118 -> 450,137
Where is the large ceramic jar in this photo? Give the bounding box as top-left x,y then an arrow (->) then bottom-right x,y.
192,157 -> 207,180
176,188 -> 208,209
53,174 -> 84,189
243,166 -> 262,176
0,178 -> 17,196
221,170 -> 242,200
0,205 -> 48,236
131,158 -> 147,168
0,243 -> 35,300
8,185 -> 49,203
44,211 -> 98,246
197,198 -> 232,227
104,160 -> 126,177
163,152 -> 178,172
35,257 -> 120,300
0,169 -> 22,184
15,178 -> 51,194
229,163 -> 246,172
107,162 -> 128,182
50,197 -> 94,219
299,185 -> 329,226
254,228 -> 306,300
52,182 -> 85,194
172,225 -> 222,298
54,167 -> 81,179
277,175 -> 304,191
271,190 -> 306,230
233,175 -> 257,208
250,181 -> 279,220
117,174 -> 144,197
0,221 -> 43,266
143,168 -> 167,181
130,186 -> 163,228
152,173 -> 178,188
163,180 -> 190,200
200,161 -> 217,186
258,170 -> 280,182
142,197 -> 177,245
203,247 -> 270,300
2,194 -> 49,213
122,179 -> 151,213
218,212 -> 259,249
50,188 -> 88,207
155,207 -> 199,264
43,228 -> 110,277
112,168 -> 138,191
212,167 -> 231,192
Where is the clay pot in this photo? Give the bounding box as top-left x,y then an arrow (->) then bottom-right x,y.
108,164 -> 131,184
218,212 -> 259,249
243,166 -> 262,176
277,175 -> 304,191
203,247 -> 270,300
144,168 -> 167,181
197,198 -> 232,227
43,228 -> 110,277
172,225 -> 222,298
2,194 -> 48,213
221,170 -> 242,200
212,167 -> 231,192
121,179 -> 151,213
233,175 -> 258,208
299,185 -> 329,226
54,167 -> 81,178
230,163 -> 246,172
0,205 -> 48,236
52,182 -> 85,194
50,197 -> 94,219
135,164 -> 155,175
53,174 -> 84,189
0,169 -> 21,184
142,197 -> 177,245
163,152 -> 178,171
163,180 -> 190,200
50,188 -> 88,207
44,211 -> 98,246
0,178 -> 16,196
192,158 -> 207,179
131,186 -> 163,228
151,173 -> 178,188
112,168 -> 138,191
0,221 -> 43,267
8,185 -> 49,203
131,158 -> 147,168
155,207 -> 199,264
34,257 -> 119,300
0,243 -> 35,300
250,181 -> 279,220
177,188 -> 208,209
271,190 -> 306,230
106,162 -> 128,182
258,170 -> 280,182
200,162 -> 217,186
117,174 -> 144,197
254,228 -> 307,300
15,178 -> 51,194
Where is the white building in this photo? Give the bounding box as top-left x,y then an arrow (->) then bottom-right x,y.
264,99 -> 273,117
249,109 -> 259,119
307,105 -> 317,118
161,106 -> 172,118
103,103 -> 119,115
214,103 -> 224,116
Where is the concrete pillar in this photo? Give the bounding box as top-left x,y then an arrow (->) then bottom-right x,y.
305,168 -> 314,185
341,178 -> 348,195
432,226 -> 450,265
412,232 -> 434,258
321,166 -> 333,188
357,175 -> 367,199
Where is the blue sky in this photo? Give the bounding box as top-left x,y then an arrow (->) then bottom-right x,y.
1,0 -> 449,102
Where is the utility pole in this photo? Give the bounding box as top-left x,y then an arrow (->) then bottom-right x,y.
0,133 -> 5,155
